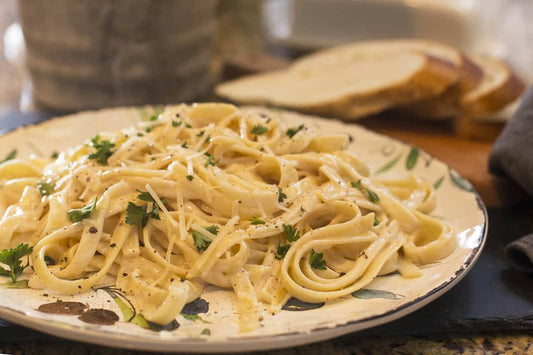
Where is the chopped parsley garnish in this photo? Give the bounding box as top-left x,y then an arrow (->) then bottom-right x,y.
37,181 -> 54,196
126,190 -> 165,227
366,189 -> 379,203
250,124 -> 268,136
205,225 -> 219,235
125,202 -> 149,227
145,126 -> 153,133
0,243 -> 33,283
185,123 -> 192,128
351,180 -> 362,189
0,149 -> 17,164
181,142 -> 188,149
277,187 -> 287,203
137,132 -> 144,137
186,175 -> 194,181
172,120 -> 181,127
351,180 -> 380,203
190,226 -> 219,252
286,124 -> 305,138
249,217 -> 265,225
205,135 -> 211,143
88,135 -> 115,165
136,190 -> 157,203
149,115 -> 158,121
205,154 -> 219,167
51,151 -> 59,159
68,198 -> 97,222
275,242 -> 290,260
374,216 -> 379,226
192,231 -> 212,252
283,224 -> 300,242
201,328 -> 211,336
191,225 -> 219,252
309,249 -> 327,270
196,130 -> 205,137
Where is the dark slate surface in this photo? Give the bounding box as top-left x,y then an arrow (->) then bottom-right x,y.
0,110 -> 532,344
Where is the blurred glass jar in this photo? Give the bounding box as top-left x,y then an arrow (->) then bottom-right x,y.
19,0 -> 219,112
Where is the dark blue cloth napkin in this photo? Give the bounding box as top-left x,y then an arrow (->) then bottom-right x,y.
489,87 -> 533,273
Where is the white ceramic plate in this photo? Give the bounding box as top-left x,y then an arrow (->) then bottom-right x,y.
0,107 -> 487,353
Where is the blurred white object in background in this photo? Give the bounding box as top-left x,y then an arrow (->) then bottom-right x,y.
3,22 -> 33,112
263,0 -> 533,84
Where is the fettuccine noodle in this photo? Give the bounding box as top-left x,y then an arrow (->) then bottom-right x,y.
0,103 -> 455,331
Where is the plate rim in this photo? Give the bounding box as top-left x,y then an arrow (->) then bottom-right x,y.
0,107 -> 488,353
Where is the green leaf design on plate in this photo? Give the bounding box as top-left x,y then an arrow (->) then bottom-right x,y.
449,169 -> 473,191
282,297 -> 325,311
351,288 -> 402,300
101,287 -> 179,331
433,176 -> 445,190
182,313 -> 210,324
0,280 -> 29,289
375,153 -> 401,175
406,146 -> 419,170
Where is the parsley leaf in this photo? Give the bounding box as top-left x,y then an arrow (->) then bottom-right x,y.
196,130 -> 205,137
172,120 -> 181,127
205,225 -> 219,235
374,216 -> 379,226
275,242 -> 290,260
68,198 -> 97,222
1,149 -> 17,164
37,181 -> 55,196
309,249 -> 327,270
250,124 -> 268,136
191,225 -> 218,252
249,217 -> 265,225
136,189 -> 165,220
351,180 -> 362,189
149,115 -> 158,121
278,187 -> 287,203
192,231 -> 212,252
205,154 -> 219,167
0,243 -> 33,283
283,224 -> 300,242
351,180 -> 379,203
186,175 -> 194,181
181,142 -> 188,149
88,135 -> 115,165
185,123 -> 192,128
286,124 -> 305,138
366,188 -> 380,203
51,151 -> 59,159
125,202 -> 149,227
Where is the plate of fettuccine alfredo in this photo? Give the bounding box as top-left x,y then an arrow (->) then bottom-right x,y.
0,103 -> 486,352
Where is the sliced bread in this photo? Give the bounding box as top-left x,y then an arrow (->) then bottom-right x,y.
460,55 -> 525,115
385,40 -> 483,119
216,41 -> 458,120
